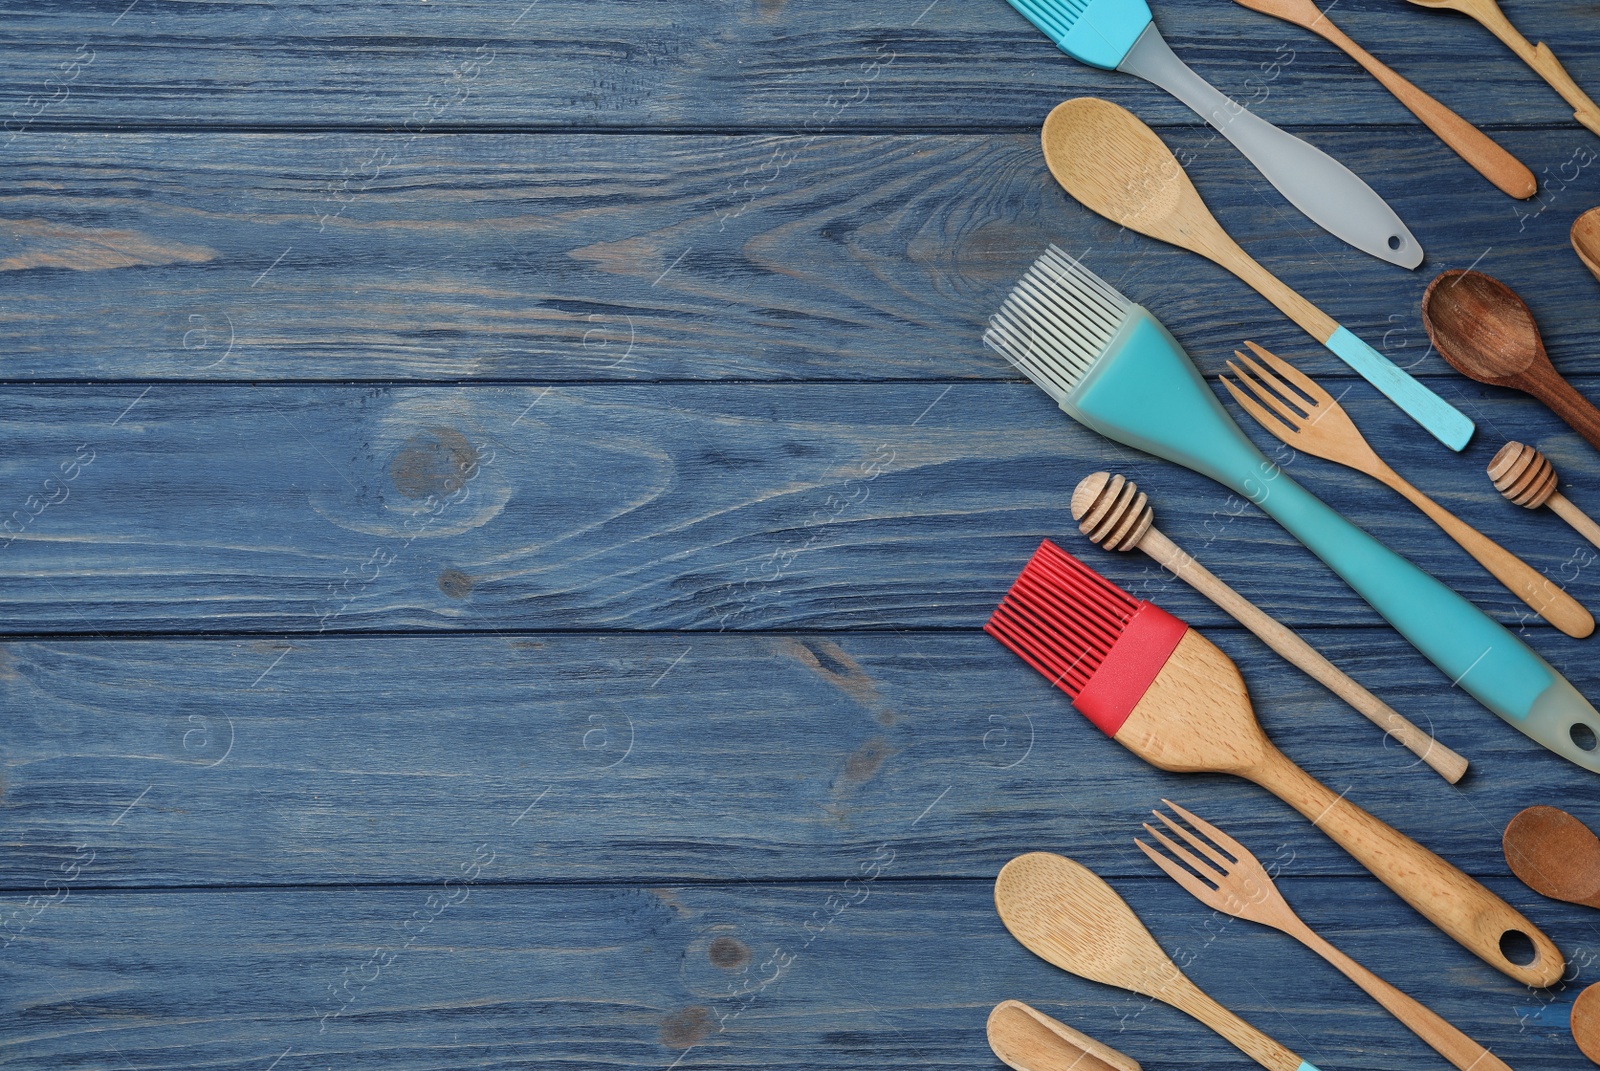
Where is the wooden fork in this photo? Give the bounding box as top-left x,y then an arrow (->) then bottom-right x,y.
1138,800 -> 1515,1071
1222,340 -> 1594,639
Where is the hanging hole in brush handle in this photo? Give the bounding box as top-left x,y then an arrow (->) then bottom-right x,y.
1574,723 -> 1599,752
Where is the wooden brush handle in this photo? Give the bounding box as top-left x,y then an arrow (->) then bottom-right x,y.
1246,745 -> 1563,987
1160,976 -> 1306,1071
1370,463 -> 1594,639
1527,372 -> 1600,453
1308,20 -> 1534,198
1289,924 -> 1512,1071
1138,527 -> 1467,781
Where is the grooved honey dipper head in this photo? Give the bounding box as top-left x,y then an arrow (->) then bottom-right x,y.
1070,472 -> 1152,552
1488,441 -> 1558,509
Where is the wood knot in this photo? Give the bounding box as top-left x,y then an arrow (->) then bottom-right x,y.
1488,441 -> 1556,509
1070,471 -> 1151,552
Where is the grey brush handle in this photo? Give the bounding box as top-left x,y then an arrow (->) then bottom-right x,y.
1117,25 -> 1422,269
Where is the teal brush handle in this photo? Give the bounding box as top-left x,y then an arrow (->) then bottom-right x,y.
1064,308 -> 1600,773
1324,326 -> 1475,451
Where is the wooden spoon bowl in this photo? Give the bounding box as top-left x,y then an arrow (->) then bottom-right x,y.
1574,207 -> 1600,285
1422,270 -> 1600,451
987,1000 -> 1140,1071
1575,981 -> 1600,1064
1503,805 -> 1600,908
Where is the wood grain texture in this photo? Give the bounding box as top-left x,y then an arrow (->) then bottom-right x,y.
1,876 -> 1593,1071
0,128 -> 1594,382
2,630 -> 1597,889
0,0 -> 1594,130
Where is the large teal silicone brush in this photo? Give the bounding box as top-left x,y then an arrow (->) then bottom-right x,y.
985,245 -> 1600,773
1001,0 -> 1422,269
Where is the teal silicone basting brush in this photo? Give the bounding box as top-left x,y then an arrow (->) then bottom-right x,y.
985,245 -> 1600,774
1001,0 -> 1422,268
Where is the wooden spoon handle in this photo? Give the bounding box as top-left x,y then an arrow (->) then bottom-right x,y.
1527,372 -> 1600,454
1310,21 -> 1535,198
1376,467 -> 1594,638
1161,977 -> 1307,1071
1290,926 -> 1513,1071
1246,745 -> 1564,987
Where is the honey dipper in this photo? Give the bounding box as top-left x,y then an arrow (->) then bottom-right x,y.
1489,441 -> 1600,552
1072,471 -> 1468,783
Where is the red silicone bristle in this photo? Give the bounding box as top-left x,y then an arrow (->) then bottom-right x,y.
985,540 -> 1139,698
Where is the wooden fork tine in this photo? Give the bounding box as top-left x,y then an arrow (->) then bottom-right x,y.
1142,821 -> 1227,885
1151,808 -> 1235,871
1161,799 -> 1251,865
1225,360 -> 1306,426
1233,349 -> 1315,416
1136,838 -> 1224,906
1221,375 -> 1301,444
1244,340 -> 1329,405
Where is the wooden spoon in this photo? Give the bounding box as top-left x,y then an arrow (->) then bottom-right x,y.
1574,208 -> 1600,285
1422,270 -> 1600,452
1041,97 -> 1475,452
1574,981 -> 1600,1064
1403,0 -> 1600,136
1503,805 -> 1600,908
995,852 -> 1321,1071
1232,0 -> 1534,197
986,1000 -> 1141,1071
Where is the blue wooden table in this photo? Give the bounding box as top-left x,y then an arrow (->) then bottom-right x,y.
3,2 -> 1600,1068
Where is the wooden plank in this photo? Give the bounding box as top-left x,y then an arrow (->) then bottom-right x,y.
1,876 -> 1592,1070
0,0 -> 1594,130
3,630 -> 1596,887
3,381 -> 1600,633
0,129 -> 1595,382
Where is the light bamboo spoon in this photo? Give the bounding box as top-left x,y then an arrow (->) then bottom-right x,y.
1041,97 -> 1475,452
1404,0 -> 1600,137
986,1000 -> 1141,1071
1575,208 -> 1600,285
1140,800 -> 1515,1071
1072,470 -> 1468,781
995,852 -> 1325,1071
1232,0 -> 1534,197
1488,441 -> 1600,552
1223,341 -> 1595,638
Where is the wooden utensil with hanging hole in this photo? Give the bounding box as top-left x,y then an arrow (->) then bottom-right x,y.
986,1000 -> 1141,1071
1222,341 -> 1594,638
1231,0 -> 1534,197
1139,799 -> 1515,1071
994,852 -> 1323,1071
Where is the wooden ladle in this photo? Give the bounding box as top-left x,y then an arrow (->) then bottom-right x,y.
1503,805 -> 1600,908
1422,270 -> 1600,452
986,1000 -> 1140,1071
1574,208 -> 1600,285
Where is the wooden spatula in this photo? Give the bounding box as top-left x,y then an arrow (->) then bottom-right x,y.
1231,0 -> 1534,197
995,852 -> 1322,1071
986,1000 -> 1140,1071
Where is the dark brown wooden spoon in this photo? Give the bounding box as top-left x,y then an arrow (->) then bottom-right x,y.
1503,805 -> 1600,908
1575,207 -> 1600,286
1575,981 -> 1600,1064
1422,270 -> 1600,452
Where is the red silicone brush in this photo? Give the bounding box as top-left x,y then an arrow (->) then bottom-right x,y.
986,539 -> 1563,988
